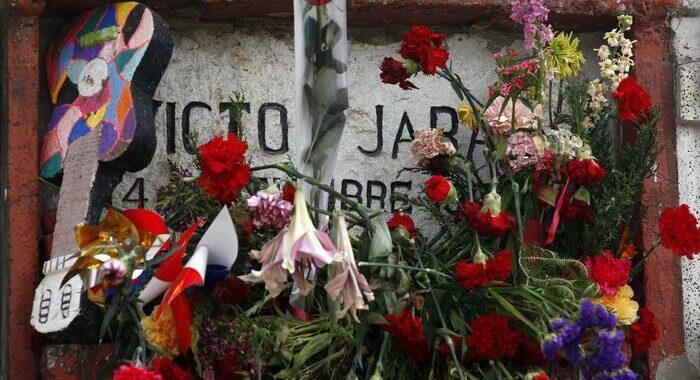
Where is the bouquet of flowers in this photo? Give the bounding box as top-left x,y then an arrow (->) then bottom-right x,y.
64,1 -> 700,379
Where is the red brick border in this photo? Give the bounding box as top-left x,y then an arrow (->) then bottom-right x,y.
1,1 -> 682,379
632,1 -> 685,376
5,1 -> 45,379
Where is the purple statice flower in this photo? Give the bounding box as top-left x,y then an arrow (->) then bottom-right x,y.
506,132 -> 540,172
100,258 -> 126,286
510,0 -> 553,49
246,190 -> 293,230
541,299 -> 636,380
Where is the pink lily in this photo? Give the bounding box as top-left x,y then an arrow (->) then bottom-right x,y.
241,187 -> 338,297
325,213 -> 374,322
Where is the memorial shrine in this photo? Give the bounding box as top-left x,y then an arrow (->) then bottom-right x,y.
1,0 -> 700,379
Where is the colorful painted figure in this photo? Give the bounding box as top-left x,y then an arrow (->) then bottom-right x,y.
41,1 -> 172,179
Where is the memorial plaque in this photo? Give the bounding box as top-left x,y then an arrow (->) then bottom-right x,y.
112,23 -> 603,214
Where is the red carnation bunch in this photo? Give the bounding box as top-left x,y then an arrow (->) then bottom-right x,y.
658,204 -> 700,259
380,57 -> 417,90
530,373 -> 551,380
467,314 -> 521,361
113,364 -> 163,380
198,134 -> 251,205
461,201 -> 517,238
399,26 -> 449,75
584,250 -> 631,296
627,307 -> 660,356
387,211 -> 416,238
425,175 -> 454,203
612,77 -> 651,124
515,337 -> 547,368
212,277 -> 252,305
566,158 -> 606,186
382,308 -> 431,364
151,357 -> 192,380
454,250 -> 512,291
561,198 -> 594,223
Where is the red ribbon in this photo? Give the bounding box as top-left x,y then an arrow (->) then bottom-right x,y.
545,176 -> 571,246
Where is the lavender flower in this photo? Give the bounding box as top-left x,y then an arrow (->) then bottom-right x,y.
246,189 -> 293,230
542,299 -> 637,380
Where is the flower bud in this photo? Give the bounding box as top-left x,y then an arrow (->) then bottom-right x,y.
573,187 -> 591,205
458,103 -> 478,131
402,59 -> 421,75
473,248 -> 487,265
101,258 -> 126,286
369,218 -> 393,259
483,190 -> 503,215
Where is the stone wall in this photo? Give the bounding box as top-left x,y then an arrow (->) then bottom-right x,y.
674,0 -> 700,376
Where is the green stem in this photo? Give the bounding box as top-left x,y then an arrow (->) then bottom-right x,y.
356,262 -> 452,279
630,239 -> 661,279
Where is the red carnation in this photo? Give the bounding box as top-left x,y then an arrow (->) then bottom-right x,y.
566,158 -> 606,186
561,198 -> 594,223
461,201 -> 517,238
467,314 -> 521,361
399,26 -> 449,75
531,373 -> 551,380
425,175 -> 452,203
387,211 -> 416,238
382,308 -> 431,364
152,357 -> 192,380
454,250 -> 512,290
613,77 -> 652,124
627,307 -> 660,355
198,134 -> 251,204
282,183 -> 295,203
212,277 -> 252,305
584,250 -> 631,296
515,336 -> 547,368
112,364 -> 162,380
658,204 -> 700,259
380,57 -> 417,90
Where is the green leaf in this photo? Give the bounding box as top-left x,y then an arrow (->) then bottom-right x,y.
294,332 -> 331,368
367,312 -> 388,325
322,20 -> 342,46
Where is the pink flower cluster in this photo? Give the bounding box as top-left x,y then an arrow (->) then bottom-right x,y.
506,132 -> 540,172
246,190 -> 293,230
510,0 -> 553,50
490,50 -> 539,97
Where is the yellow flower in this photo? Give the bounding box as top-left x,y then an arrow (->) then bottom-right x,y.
141,305 -> 180,357
546,32 -> 585,79
593,285 -> 639,325
458,103 -> 478,131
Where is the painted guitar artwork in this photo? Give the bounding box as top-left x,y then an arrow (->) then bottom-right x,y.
30,2 -> 173,337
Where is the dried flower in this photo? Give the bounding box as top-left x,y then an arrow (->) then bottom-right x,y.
380,57 -> 417,90
246,189 -> 293,230
325,214 -> 374,322
410,128 -> 456,166
483,97 -> 536,135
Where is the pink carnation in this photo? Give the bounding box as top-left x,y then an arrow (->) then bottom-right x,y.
483,97 -> 535,135
506,132 -> 540,172
246,190 -> 293,230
